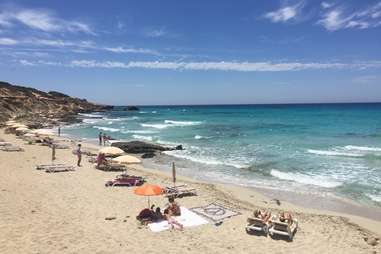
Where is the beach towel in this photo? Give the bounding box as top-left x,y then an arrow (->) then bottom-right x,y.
148,207 -> 208,232
190,202 -> 241,222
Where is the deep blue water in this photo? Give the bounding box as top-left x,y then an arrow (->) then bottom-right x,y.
62,103 -> 381,206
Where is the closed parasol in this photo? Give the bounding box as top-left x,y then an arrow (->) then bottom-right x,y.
134,184 -> 163,207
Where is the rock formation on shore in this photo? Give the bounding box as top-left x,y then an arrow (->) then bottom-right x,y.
0,81 -> 110,125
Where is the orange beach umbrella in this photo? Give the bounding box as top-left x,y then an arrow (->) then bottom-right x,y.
134,184 -> 163,207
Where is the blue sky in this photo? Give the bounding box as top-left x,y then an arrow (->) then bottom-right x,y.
0,0 -> 381,105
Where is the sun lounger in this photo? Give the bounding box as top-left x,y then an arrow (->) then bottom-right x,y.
45,165 -> 75,173
164,185 -> 197,198
0,146 -> 24,152
36,164 -> 66,170
0,142 -> 12,146
96,163 -> 126,171
269,219 -> 298,240
105,174 -> 145,187
246,217 -> 269,235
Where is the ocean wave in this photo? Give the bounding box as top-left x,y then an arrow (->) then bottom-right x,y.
141,123 -> 170,129
270,169 -> 342,188
163,150 -> 248,169
307,149 -> 363,157
344,145 -> 381,152
93,126 -> 120,132
164,120 -> 202,126
121,130 -> 157,134
78,113 -> 104,118
367,194 -> 381,203
152,111 -> 157,113
83,118 -> 103,124
132,135 -> 153,142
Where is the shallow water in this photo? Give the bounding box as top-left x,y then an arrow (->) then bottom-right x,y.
63,104 -> 381,207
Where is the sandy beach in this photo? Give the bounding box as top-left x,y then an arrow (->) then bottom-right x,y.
0,129 -> 380,254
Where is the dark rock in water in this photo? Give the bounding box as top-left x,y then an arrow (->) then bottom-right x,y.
112,141 -> 172,154
141,152 -> 156,159
126,106 -> 139,111
175,145 -> 183,150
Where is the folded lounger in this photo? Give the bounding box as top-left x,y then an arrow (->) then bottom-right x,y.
0,145 -> 24,152
246,217 -> 269,234
164,185 -> 197,198
45,166 -> 75,173
269,219 -> 298,240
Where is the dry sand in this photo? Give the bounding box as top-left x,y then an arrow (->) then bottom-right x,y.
0,129 -> 380,254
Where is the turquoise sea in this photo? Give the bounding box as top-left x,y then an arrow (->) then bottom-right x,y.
62,104 -> 381,207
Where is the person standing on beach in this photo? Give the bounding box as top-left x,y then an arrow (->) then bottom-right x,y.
58,126 -> 61,137
76,144 -> 82,167
103,133 -> 107,146
98,132 -> 103,146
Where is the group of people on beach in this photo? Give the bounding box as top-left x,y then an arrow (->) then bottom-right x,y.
98,132 -> 112,146
253,209 -> 294,225
136,196 -> 183,230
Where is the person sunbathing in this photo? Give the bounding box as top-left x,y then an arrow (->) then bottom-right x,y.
164,209 -> 183,230
253,209 -> 271,222
136,205 -> 156,225
166,197 -> 181,216
96,152 -> 108,167
279,212 -> 293,224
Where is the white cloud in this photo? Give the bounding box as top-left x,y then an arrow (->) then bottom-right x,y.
321,2 -> 334,9
352,75 -> 379,84
143,27 -> 167,37
264,3 -> 303,23
0,37 -> 18,45
0,8 -> 94,34
103,46 -> 159,55
318,2 -> 381,31
18,59 -> 381,72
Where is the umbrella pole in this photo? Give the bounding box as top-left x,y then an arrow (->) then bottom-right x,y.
148,196 -> 150,208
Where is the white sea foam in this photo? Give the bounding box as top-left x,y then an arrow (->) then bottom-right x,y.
307,149 -> 363,157
152,111 -> 157,113
164,120 -> 202,126
270,169 -> 342,188
121,130 -> 157,134
78,113 -> 104,118
141,123 -> 170,129
344,145 -> 381,152
194,135 -> 203,140
163,150 -> 247,169
367,194 -> 381,203
132,135 -> 153,142
83,118 -> 103,124
93,126 -> 120,132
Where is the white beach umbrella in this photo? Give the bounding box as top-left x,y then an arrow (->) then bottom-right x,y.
30,129 -> 53,136
16,127 -> 29,132
23,133 -> 36,137
112,155 -> 141,164
99,147 -> 124,156
11,123 -> 27,128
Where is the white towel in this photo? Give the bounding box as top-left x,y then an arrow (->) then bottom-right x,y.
148,207 -> 209,232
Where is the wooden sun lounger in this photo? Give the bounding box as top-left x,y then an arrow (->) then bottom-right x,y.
0,142 -> 12,146
164,185 -> 197,198
269,219 -> 298,240
246,217 -> 269,234
36,164 -> 66,170
0,146 -> 24,152
96,163 -> 126,171
45,166 -> 75,173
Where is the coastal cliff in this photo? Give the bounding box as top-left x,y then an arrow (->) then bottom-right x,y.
0,81 -> 110,125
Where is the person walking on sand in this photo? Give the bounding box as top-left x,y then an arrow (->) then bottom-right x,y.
98,132 -> 103,146
76,144 -> 82,167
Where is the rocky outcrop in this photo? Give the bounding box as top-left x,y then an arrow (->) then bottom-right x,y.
0,81 -> 110,124
125,106 -> 139,111
112,141 -> 183,154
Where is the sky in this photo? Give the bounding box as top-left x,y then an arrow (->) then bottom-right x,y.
0,0 -> 381,105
